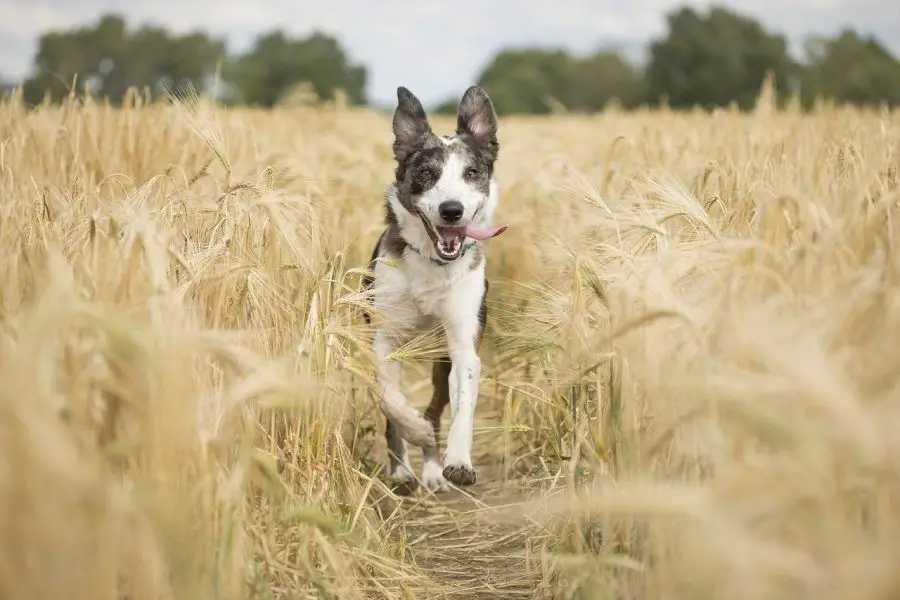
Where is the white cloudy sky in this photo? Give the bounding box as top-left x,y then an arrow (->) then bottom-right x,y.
0,0 -> 896,106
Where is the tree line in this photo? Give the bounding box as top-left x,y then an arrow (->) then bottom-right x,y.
2,6 -> 899,113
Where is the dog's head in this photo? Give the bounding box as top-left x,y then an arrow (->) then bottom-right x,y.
390,85 -> 503,262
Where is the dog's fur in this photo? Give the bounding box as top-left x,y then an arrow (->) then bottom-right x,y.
361,85 -> 503,494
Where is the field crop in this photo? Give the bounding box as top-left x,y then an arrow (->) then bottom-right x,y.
1,85 -> 899,600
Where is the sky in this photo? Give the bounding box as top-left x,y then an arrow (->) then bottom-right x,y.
0,0 -> 897,107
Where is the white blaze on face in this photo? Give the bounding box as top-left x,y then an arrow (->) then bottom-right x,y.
418,148 -> 486,225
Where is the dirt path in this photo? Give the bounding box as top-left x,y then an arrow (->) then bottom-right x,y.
360,361 -> 556,598
397,467 -> 549,599
374,416 -> 554,600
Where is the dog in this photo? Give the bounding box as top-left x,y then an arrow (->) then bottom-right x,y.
360,85 -> 507,495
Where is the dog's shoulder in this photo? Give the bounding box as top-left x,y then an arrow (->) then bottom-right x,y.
361,230 -> 384,293
362,184 -> 408,287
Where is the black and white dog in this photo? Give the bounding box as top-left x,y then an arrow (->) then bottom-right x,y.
361,86 -> 507,495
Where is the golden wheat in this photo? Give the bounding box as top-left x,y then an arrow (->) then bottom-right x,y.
0,85 -> 898,599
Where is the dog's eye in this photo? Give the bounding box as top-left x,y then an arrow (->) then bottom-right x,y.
464,167 -> 480,179
418,167 -> 436,183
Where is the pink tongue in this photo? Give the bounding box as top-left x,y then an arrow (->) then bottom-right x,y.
457,223 -> 509,241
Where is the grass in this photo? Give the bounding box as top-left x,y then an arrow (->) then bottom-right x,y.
1,82 -> 899,599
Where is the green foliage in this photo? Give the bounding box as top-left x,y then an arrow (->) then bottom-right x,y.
16,14 -> 365,109
566,52 -> 643,111
799,29 -> 900,108
643,6 -> 796,110
21,14 -> 226,105
224,30 -> 366,107
4,6 -> 900,112
477,49 -> 575,114
468,48 -> 641,115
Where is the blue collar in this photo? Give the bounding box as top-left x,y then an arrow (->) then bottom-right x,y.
406,241 -> 476,266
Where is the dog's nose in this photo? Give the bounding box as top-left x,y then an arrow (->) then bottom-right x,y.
438,200 -> 464,223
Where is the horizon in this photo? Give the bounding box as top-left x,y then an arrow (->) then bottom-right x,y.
0,0 -> 897,107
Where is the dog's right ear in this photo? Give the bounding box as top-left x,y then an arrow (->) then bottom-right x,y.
392,86 -> 431,163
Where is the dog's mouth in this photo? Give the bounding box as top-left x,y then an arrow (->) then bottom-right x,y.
416,210 -> 508,261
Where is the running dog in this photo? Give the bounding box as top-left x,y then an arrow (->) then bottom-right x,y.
361,85 -> 507,495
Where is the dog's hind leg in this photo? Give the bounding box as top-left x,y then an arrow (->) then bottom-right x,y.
421,358 -> 451,491
374,330 -> 436,457
385,418 -> 417,495
374,332 -> 420,495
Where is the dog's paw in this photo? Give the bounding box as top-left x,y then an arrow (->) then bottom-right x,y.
391,478 -> 418,496
442,463 -> 477,487
421,460 -> 449,492
385,473 -> 418,496
386,464 -> 418,497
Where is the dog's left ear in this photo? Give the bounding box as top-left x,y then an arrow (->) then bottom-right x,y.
456,86 -> 499,162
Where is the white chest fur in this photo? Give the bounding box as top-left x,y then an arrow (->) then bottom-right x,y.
372,248 -> 484,344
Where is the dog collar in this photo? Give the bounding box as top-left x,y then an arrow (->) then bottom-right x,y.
406,241 -> 476,266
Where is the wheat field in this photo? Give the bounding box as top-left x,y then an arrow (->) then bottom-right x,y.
0,82 -> 899,600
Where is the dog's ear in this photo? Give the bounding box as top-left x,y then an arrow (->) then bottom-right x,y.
456,86 -> 498,162
392,87 -> 431,162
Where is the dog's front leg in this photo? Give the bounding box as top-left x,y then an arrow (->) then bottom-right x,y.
440,304 -> 482,487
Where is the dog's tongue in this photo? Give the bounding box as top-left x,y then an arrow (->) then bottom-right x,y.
457,223 -> 509,241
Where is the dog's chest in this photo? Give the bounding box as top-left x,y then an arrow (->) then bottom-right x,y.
407,262 -> 458,315
373,254 -> 475,336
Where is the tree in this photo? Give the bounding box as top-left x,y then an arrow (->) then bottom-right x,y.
566,51 -> 642,111
644,6 -> 796,110
225,30 -> 367,107
799,29 -> 900,108
21,14 -> 226,105
453,47 -> 640,115
475,48 -> 574,114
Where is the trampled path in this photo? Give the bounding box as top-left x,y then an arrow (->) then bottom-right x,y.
375,424 -> 555,599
